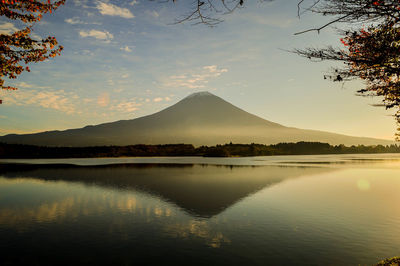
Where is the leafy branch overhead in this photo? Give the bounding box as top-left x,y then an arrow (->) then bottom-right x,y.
293,0 -> 400,139
0,0 -> 65,91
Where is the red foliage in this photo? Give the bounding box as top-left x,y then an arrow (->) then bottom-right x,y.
0,0 -> 65,92
340,24 -> 400,137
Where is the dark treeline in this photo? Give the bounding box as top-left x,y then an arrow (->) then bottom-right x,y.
1,141 -> 400,159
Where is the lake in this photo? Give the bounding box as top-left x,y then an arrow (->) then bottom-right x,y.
1,154 -> 400,265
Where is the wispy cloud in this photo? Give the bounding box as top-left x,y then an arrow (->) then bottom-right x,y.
65,17 -> 101,25
73,49 -> 95,56
96,2 -> 134,19
0,22 -> 18,34
73,0 -> 89,7
79,29 -> 113,41
110,99 -> 141,113
65,17 -> 85,25
2,89 -> 78,114
129,0 -> 139,6
203,65 -> 228,75
161,65 -> 228,89
120,46 -> 133,52
146,10 -> 159,18
152,97 -> 171,103
14,82 -> 50,89
97,92 -> 110,107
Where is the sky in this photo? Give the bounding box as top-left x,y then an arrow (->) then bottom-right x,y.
0,0 -> 397,140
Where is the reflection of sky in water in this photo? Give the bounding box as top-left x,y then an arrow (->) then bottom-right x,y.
0,160 -> 400,265
0,176 -> 231,248
2,153 -> 400,167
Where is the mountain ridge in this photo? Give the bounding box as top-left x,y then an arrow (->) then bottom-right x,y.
0,91 -> 394,146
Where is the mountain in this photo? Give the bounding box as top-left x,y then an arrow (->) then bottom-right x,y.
0,91 -> 394,146
0,163 -> 335,217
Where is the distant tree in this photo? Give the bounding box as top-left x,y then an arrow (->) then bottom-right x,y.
0,0 -> 65,95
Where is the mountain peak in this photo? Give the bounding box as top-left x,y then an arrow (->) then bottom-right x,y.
185,91 -> 215,99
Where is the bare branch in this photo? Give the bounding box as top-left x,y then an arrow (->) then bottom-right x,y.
294,13 -> 352,35
163,0 -> 272,26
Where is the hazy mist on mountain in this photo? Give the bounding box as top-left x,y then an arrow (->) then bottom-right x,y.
0,91 -> 394,146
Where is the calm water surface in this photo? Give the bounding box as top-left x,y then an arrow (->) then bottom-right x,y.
1,154 -> 400,265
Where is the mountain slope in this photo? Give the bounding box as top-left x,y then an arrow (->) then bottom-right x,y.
0,91 -> 394,146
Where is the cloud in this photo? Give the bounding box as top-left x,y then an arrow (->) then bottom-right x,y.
83,98 -> 94,104
14,82 -> 34,89
65,17 -> 101,25
150,96 -> 171,103
13,82 -> 51,89
203,65 -> 228,75
1,89 -> 77,114
96,2 -> 134,19
97,92 -> 110,107
110,99 -> 141,113
79,29 -> 113,40
31,32 -> 43,41
106,79 -> 113,86
73,0 -> 89,7
73,49 -> 94,56
146,10 -> 159,18
162,65 -> 228,89
65,17 -> 85,25
120,46 -> 133,52
129,0 -> 139,6
0,22 -> 19,34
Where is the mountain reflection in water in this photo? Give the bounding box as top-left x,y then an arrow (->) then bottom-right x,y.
0,163 -> 338,265
0,163 -> 333,217
2,160 -> 400,266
